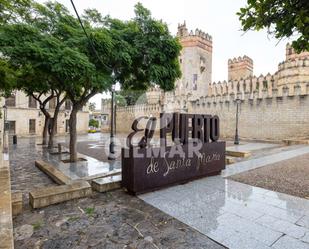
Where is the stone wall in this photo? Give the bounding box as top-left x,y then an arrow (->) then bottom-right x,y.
107,26 -> 309,141
116,104 -> 162,134
0,129 -> 14,248
189,88 -> 309,140
115,84 -> 309,141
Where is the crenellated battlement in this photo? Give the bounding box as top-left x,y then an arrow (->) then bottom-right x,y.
177,22 -> 212,42
277,57 -> 309,71
190,81 -> 309,108
228,55 -> 253,81
228,55 -> 253,66
116,103 -> 162,114
177,22 -> 212,52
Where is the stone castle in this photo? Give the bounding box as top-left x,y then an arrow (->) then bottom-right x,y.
104,22 -> 309,141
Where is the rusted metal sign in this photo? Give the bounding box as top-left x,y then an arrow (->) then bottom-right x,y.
122,113 -> 226,194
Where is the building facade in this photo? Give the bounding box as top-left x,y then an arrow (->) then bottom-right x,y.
103,23 -> 309,141
3,91 -> 89,136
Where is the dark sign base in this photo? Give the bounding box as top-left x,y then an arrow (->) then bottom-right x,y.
122,141 -> 226,195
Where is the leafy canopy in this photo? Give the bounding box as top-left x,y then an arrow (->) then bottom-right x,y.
0,1 -> 181,106
238,0 -> 309,52
0,58 -> 16,96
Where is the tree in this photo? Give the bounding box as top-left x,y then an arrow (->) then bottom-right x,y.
89,119 -> 99,128
238,0 -> 309,52
0,1 -> 181,162
0,1 -> 67,147
117,89 -> 146,106
0,58 -> 16,96
62,3 -> 182,161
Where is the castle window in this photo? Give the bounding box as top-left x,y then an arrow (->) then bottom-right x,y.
180,58 -> 182,63
193,74 -> 198,90
263,80 -> 268,89
200,57 -> 206,72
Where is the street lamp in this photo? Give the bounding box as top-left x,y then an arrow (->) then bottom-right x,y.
234,96 -> 241,145
2,105 -> 8,152
108,84 -> 116,160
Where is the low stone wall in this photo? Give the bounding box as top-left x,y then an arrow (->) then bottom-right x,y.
0,152 -> 14,249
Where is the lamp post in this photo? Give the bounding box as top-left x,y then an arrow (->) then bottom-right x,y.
2,105 -> 8,152
108,84 -> 116,160
234,97 -> 241,145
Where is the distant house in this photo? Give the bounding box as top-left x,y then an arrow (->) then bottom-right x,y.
4,91 -> 89,136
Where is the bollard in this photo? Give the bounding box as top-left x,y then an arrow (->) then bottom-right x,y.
13,135 -> 17,144
58,143 -> 62,153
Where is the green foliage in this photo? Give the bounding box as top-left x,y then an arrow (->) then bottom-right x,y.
89,118 -> 99,128
85,207 -> 95,216
117,89 -> 147,106
68,216 -> 79,222
32,221 -> 43,230
0,1 -> 181,102
0,58 -> 16,96
0,0 -> 32,25
0,1 -> 181,161
238,0 -> 309,52
115,94 -> 127,106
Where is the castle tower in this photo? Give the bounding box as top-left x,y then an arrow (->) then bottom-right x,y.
276,43 -> 309,86
175,22 -> 213,96
286,43 -> 309,61
228,56 -> 253,81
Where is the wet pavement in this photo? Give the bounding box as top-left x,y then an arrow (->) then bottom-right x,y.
10,136 -> 225,249
139,176 -> 309,249
10,134 -> 309,248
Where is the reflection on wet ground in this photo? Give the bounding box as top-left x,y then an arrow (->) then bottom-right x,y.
140,176 -> 309,249
10,136 -> 121,181
10,134 -> 309,248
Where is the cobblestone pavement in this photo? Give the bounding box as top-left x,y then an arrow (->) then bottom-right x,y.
9,137 -> 57,206
229,152 -> 309,198
10,136 -> 224,249
14,190 -> 225,249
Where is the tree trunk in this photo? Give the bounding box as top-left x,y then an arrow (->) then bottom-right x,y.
48,108 -> 59,149
40,107 -> 51,146
48,96 -> 66,149
42,116 -> 49,145
69,107 -> 78,162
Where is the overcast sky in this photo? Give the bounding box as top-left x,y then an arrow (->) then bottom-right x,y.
37,0 -> 291,109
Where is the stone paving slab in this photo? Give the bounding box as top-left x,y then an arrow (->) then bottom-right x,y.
29,181 -> 92,208
139,176 -> 309,249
